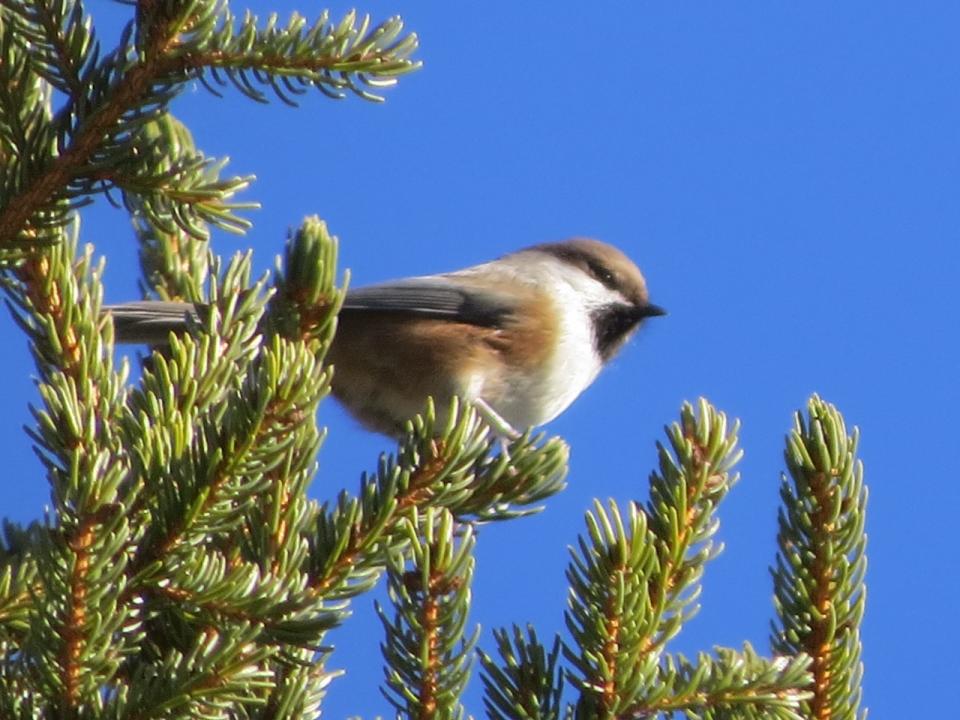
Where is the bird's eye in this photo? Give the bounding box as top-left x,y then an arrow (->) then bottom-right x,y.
587,260 -> 616,288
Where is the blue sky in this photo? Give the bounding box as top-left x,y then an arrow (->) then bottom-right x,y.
3,2 -> 958,716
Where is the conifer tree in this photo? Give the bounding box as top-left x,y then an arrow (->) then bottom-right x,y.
0,2 -> 866,717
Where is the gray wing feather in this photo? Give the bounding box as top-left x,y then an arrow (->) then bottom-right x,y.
342,277 -> 513,327
106,278 -> 515,345
106,301 -> 200,344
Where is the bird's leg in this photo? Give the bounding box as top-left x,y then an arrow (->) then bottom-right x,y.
472,397 -> 521,440
472,397 -> 522,461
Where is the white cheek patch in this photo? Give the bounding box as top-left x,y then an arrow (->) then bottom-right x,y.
530,267 -> 605,423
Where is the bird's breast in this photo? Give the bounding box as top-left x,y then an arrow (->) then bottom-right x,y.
477,289 -> 603,428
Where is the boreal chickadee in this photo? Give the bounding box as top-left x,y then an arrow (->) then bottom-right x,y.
106,238 -> 665,437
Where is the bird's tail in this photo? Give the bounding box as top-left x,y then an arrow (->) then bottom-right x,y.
104,301 -> 200,344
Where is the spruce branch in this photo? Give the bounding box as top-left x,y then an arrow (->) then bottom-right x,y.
129,115 -> 218,302
564,499 -> 660,718
643,399 -> 742,653
116,331 -> 340,716
0,1 -> 191,245
624,645 -> 812,720
307,398 -> 491,601
4,221 -> 125,388
0,522 -> 40,649
377,508 -> 479,720
562,400 -> 753,718
193,9 -> 421,104
120,254 -> 271,580
771,395 -> 867,720
267,215 -> 346,351
0,4 -> 419,246
134,216 -> 210,303
145,548 -> 339,647
0,225 -> 133,712
308,398 -> 567,602
118,113 -> 256,243
238,337 -> 331,579
0,0 -> 99,98
120,219 -> 342,595
106,248 -> 339,716
0,17 -> 62,260
455,429 -> 569,522
478,625 -> 565,720
112,622 -> 275,719
259,658 -> 340,720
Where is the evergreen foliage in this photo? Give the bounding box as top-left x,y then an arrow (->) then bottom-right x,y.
770,397 -> 868,720
0,2 -> 867,717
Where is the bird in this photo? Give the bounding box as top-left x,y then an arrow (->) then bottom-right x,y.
106,238 -> 665,437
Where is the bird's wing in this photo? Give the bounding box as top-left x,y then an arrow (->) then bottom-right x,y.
342,277 -> 514,327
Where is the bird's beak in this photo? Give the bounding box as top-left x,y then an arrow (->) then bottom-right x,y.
638,303 -> 667,318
